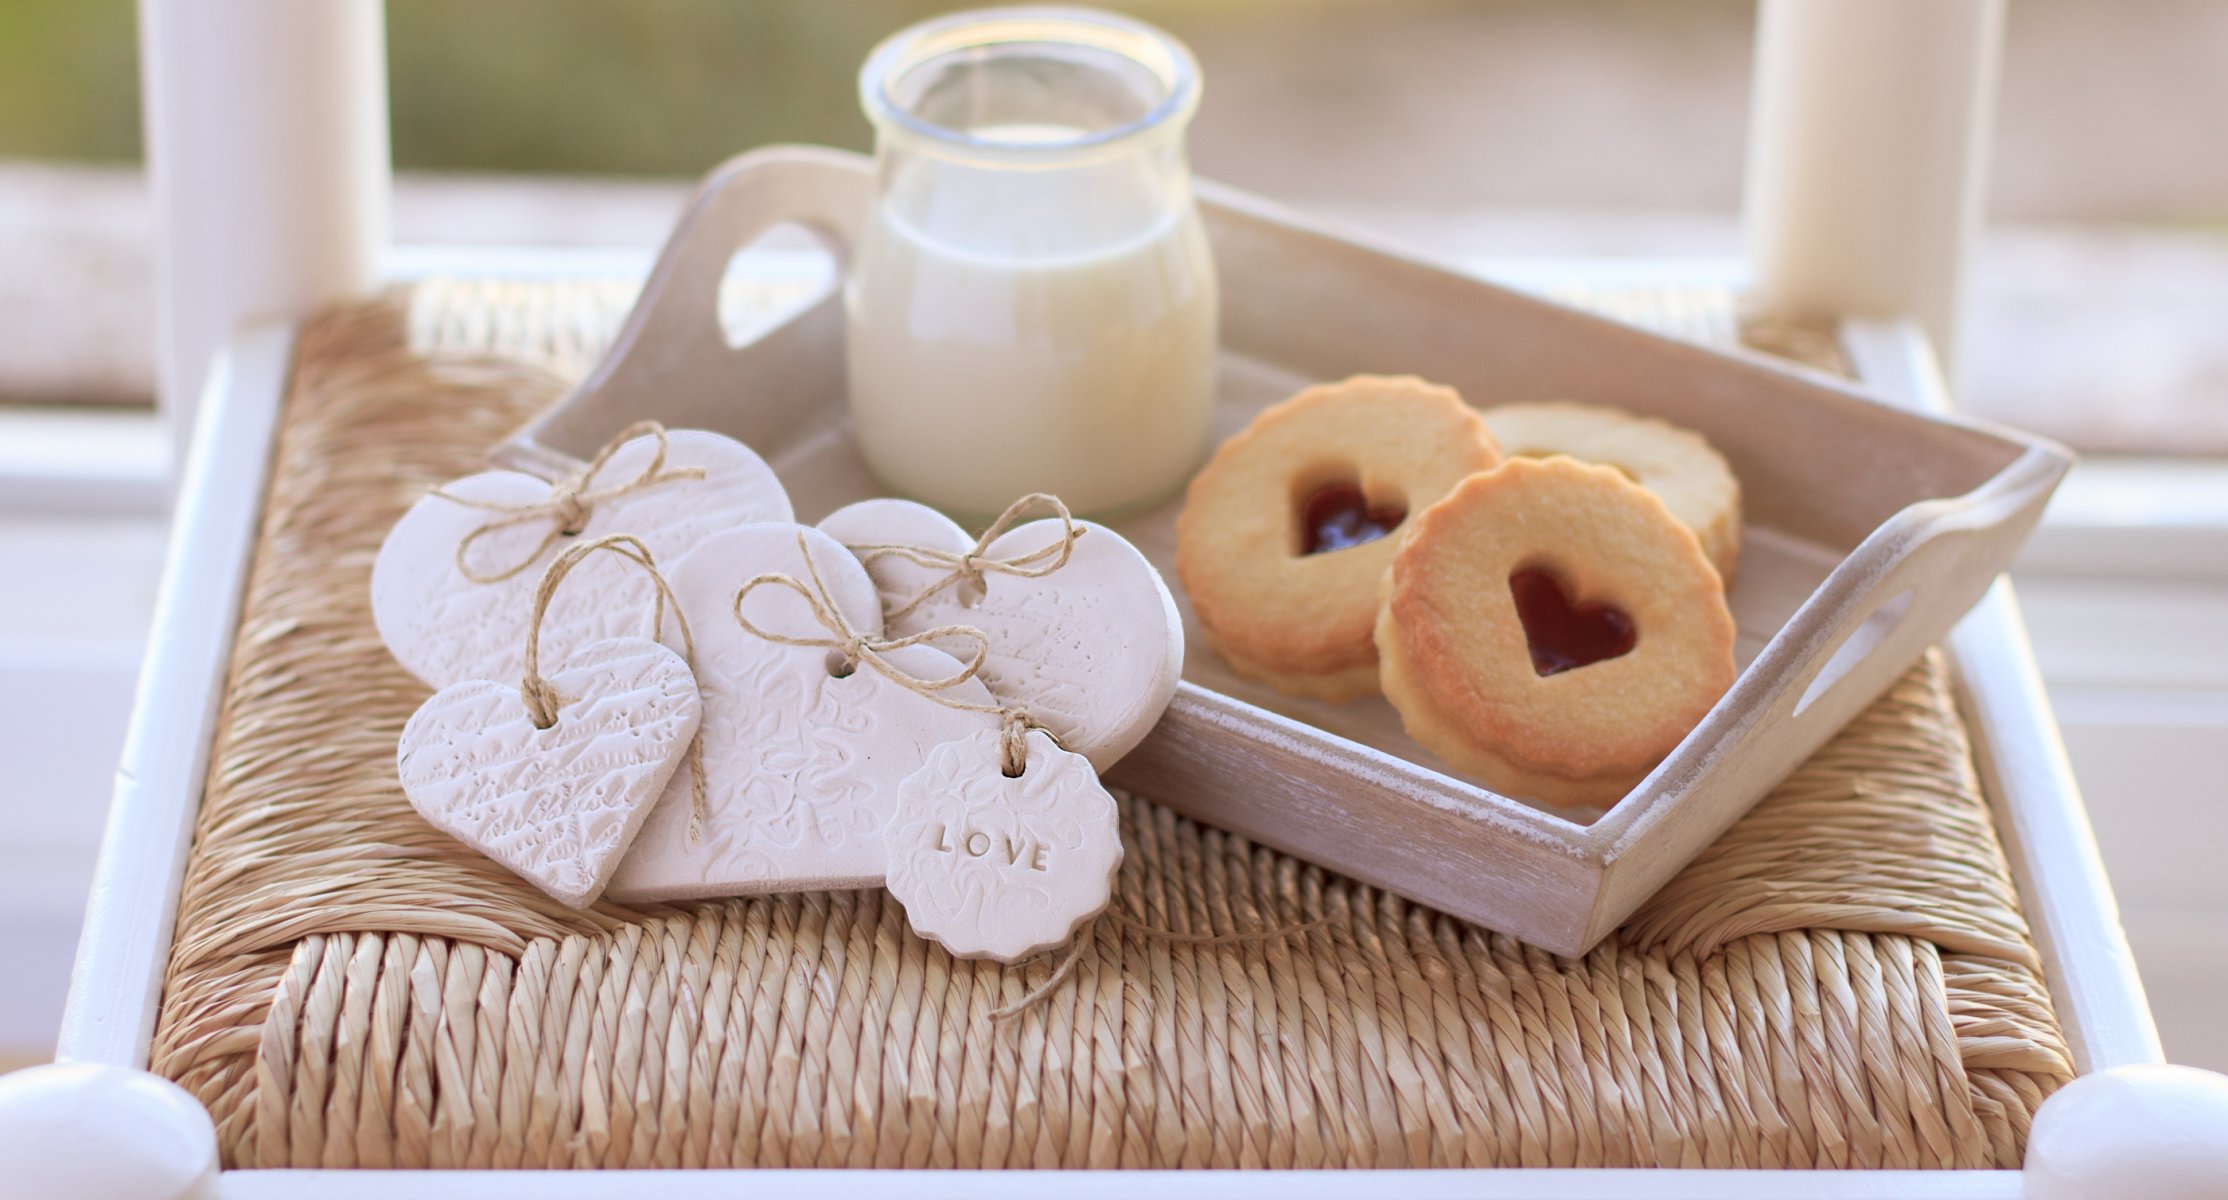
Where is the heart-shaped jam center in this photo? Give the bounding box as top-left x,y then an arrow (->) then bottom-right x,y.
1299,483 -> 1407,555
1509,566 -> 1636,676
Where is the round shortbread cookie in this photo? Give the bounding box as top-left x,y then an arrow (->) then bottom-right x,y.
1376,457 -> 1736,811
1482,401 -> 1741,582
1175,375 -> 1501,702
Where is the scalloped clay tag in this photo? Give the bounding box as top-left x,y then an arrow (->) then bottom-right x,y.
883,728 -> 1123,962
607,524 -> 1001,902
372,428 -> 792,690
817,498 -> 1183,772
397,636 -> 701,908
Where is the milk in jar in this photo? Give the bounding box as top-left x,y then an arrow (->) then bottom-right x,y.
850,9 -> 1217,519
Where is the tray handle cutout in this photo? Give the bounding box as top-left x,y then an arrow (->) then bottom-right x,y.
1792,586 -> 1918,718
500,147 -> 875,472
1759,448 -> 2060,753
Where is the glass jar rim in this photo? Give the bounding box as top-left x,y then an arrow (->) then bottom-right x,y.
858,6 -> 1201,164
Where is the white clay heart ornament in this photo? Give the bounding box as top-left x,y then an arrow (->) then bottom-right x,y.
883,727 -> 1123,962
397,635 -> 701,908
372,426 -> 791,690
817,497 -> 1183,772
607,524 -> 1002,902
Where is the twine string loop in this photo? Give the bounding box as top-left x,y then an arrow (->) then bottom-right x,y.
518,532 -> 712,838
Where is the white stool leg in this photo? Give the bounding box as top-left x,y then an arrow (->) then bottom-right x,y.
1743,0 -> 2004,376
138,0 -> 391,475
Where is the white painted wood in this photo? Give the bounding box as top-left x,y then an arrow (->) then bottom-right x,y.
0,515 -> 164,1055
55,324 -> 293,1067
2052,718 -> 2228,914
1846,315 -> 2166,1073
0,408 -> 171,518
2023,580 -> 2228,693
137,0 -> 388,463
1951,582 -> 2166,1073
2115,907 -> 2228,1075
513,148 -> 2071,956
0,1062 -> 218,1199
2019,458 -> 2228,582
211,1168 -> 2026,1199
2024,1064 -> 2228,1198
1745,0 -> 2004,370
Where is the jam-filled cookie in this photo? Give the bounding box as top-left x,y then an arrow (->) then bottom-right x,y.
1176,375 -> 1501,701
1483,402 -> 1742,582
1376,456 -> 1736,810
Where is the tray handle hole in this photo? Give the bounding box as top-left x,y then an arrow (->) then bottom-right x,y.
1793,587 -> 1916,718
719,223 -> 839,350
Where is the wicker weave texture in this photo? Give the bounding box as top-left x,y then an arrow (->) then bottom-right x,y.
150,286 -> 2068,1170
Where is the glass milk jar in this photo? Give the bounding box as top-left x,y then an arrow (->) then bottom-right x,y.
849,7 -> 1219,520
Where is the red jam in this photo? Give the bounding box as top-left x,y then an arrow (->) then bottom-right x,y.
1509,567 -> 1636,676
1300,483 -> 1406,555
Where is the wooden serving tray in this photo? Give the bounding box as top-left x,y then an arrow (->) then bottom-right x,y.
501,145 -> 2070,956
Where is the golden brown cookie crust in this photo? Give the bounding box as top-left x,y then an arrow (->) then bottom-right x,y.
1202,626 -> 1385,704
1483,401 -> 1743,583
1377,609 -> 1645,811
1377,457 -> 1736,797
1175,375 -> 1501,697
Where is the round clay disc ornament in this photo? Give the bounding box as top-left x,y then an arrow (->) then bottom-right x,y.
818,497 -> 1183,772
607,523 -> 1002,902
372,428 -> 791,690
883,727 -> 1123,962
397,635 -> 702,909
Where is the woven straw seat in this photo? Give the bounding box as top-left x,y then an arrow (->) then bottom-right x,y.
148,280 -> 2070,1170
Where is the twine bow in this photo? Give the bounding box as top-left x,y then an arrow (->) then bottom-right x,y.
846,493 -> 1085,622
437,421 -> 706,584
519,533 -> 711,838
733,531 -> 1053,778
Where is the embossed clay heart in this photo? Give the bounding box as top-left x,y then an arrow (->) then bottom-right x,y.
884,727 -> 1123,963
372,428 -> 792,690
817,498 -> 1183,772
397,636 -> 701,908
607,524 -> 1001,902
1508,565 -> 1637,676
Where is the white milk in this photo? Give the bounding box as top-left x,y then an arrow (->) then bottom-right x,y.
845,128 -> 1219,520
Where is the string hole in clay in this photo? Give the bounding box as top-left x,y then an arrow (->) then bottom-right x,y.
1293,471 -> 1406,556
1512,449 -> 1638,485
824,648 -> 857,679
954,574 -> 988,609
1509,565 -> 1636,676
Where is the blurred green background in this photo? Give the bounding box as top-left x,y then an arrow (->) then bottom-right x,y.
2,0 -> 2219,225
0,0 -> 1245,172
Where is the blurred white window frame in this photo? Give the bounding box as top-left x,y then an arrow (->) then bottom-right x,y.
0,0 -> 2220,580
